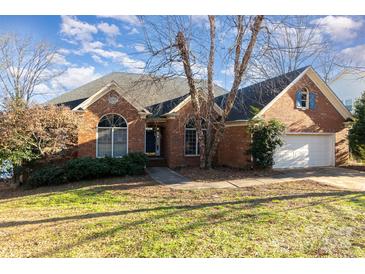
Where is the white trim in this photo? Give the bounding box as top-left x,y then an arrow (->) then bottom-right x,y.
183,118 -> 207,157
297,88 -> 309,110
73,81 -> 151,115
167,92 -> 224,116
96,113 -> 128,158
329,69 -> 349,85
184,127 -> 200,156
225,120 -> 249,127
167,95 -> 192,114
306,68 -> 353,120
255,67 -> 310,118
254,67 -> 352,120
144,126 -> 161,156
285,131 -> 334,135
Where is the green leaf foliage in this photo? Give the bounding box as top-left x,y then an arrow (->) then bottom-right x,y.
349,91 -> 365,160
249,118 -> 285,168
26,153 -> 148,189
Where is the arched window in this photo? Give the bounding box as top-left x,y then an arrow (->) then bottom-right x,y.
184,118 -> 206,156
97,114 -> 128,158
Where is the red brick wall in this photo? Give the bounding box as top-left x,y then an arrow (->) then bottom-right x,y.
262,75 -> 348,165
217,125 -> 252,168
216,75 -> 349,168
164,101 -> 202,168
76,74 -> 349,167
262,75 -> 345,133
78,90 -> 145,157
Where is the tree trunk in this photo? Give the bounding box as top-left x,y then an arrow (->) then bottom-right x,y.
206,15 -> 264,168
176,31 -> 206,168
205,15 -> 216,169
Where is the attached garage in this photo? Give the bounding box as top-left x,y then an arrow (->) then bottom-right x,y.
273,134 -> 335,169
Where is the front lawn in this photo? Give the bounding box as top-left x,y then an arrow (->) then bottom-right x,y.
0,176 -> 364,257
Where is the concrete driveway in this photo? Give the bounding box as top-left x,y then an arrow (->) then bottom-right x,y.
266,167 -> 365,191
152,167 -> 365,191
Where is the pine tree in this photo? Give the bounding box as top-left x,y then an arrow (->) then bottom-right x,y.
349,91 -> 365,159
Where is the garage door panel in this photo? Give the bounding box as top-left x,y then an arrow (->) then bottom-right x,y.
273,134 -> 334,169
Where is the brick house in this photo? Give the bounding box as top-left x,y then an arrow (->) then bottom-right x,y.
48,66 -> 352,169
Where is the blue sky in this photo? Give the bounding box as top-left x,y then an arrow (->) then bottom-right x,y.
0,15 -> 364,102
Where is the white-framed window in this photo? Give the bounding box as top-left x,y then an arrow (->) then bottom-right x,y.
97,114 -> 127,158
300,89 -> 309,109
184,118 -> 206,156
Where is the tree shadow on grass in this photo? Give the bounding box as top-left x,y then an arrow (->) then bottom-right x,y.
1,190 -> 362,229
8,190 -> 362,257
0,176 -> 156,202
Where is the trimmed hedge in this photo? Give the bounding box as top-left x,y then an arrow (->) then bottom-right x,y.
26,153 -> 148,188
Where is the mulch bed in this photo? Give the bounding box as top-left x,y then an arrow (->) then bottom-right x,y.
177,166 -> 280,182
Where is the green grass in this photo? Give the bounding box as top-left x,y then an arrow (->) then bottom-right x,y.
0,176 -> 364,257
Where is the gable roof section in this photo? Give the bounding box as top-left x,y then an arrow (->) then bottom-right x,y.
304,67 -> 353,120
49,67 -> 352,121
48,72 -> 228,109
74,81 -> 150,114
146,94 -> 189,117
215,67 -> 309,121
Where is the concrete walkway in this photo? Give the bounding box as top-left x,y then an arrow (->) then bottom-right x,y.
147,167 -> 365,191
146,167 -> 191,185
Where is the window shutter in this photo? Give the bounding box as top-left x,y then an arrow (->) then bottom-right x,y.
309,92 -> 316,110
295,90 -> 302,108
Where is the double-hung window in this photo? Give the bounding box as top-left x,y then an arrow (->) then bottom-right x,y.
97,114 -> 127,158
184,118 -> 206,156
300,89 -> 309,109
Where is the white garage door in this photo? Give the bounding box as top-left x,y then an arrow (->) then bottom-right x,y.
273,134 -> 335,169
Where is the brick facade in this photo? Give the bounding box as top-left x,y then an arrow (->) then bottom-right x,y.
78,90 -> 145,157
216,125 -> 251,168
262,75 -> 349,166
164,102 -> 201,168
76,74 -> 349,168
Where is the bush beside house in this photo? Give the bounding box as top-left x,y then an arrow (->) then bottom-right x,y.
26,153 -> 148,188
0,100 -> 79,185
349,91 -> 365,160
248,118 -> 286,169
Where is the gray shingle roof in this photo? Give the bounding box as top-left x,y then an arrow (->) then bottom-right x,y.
48,72 -> 228,110
215,66 -> 309,121
48,67 -> 309,120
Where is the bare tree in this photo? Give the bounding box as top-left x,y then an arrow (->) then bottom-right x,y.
0,33 -> 61,104
248,16 -> 349,83
141,15 -> 264,168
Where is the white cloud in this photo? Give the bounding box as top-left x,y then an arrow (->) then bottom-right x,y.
81,40 -> 104,52
341,44 -> 365,65
91,55 -> 107,66
34,66 -> 101,100
34,83 -> 52,95
51,66 -> 101,91
84,47 -> 145,73
97,15 -> 141,26
97,22 -> 120,37
51,53 -> 70,65
58,48 -> 71,55
60,16 -> 98,43
59,16 -> 145,74
128,27 -> 139,35
134,44 -> 145,52
221,65 -> 234,77
311,16 -> 363,41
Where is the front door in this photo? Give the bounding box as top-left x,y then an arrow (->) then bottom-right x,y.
145,127 -> 161,156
